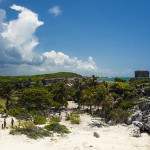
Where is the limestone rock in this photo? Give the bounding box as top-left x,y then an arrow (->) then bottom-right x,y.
126,116 -> 132,125
144,122 -> 150,132
93,132 -> 100,138
133,111 -> 143,122
141,102 -> 150,111
132,121 -> 143,130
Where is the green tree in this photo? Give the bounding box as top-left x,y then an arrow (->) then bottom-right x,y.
94,85 -> 106,109
82,86 -> 97,112
90,75 -> 99,86
18,87 -> 54,111
114,78 -> 126,83
46,82 -> 69,108
1,84 -> 14,110
72,78 -> 83,103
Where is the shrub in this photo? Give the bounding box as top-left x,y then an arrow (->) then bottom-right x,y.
72,109 -> 83,114
33,116 -> 47,124
115,78 -> 126,83
119,101 -> 136,110
10,121 -> 51,139
24,128 -> 50,139
0,104 -> 5,113
66,112 -> 81,124
49,115 -> 62,123
10,127 -> 50,139
44,122 -> 70,134
21,121 -> 35,130
8,107 -> 28,120
28,110 -> 42,116
107,109 -> 132,123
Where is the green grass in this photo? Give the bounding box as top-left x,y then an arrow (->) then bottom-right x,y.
0,97 -> 6,107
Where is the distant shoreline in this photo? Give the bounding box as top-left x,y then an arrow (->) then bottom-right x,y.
98,77 -> 132,82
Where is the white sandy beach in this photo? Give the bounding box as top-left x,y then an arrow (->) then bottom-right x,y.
0,102 -> 150,150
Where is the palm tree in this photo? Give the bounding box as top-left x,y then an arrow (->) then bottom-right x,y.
3,85 -> 14,110
55,82 -> 70,108
82,86 -> 97,113
90,75 -> 99,87
72,78 -> 83,103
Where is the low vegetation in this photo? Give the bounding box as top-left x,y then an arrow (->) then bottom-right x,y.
33,116 -> 47,124
66,112 -> 81,124
10,121 -> 51,139
44,122 -> 70,134
49,115 -> 62,123
0,72 -> 149,135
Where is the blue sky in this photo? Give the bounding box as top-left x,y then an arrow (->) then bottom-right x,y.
0,0 -> 150,77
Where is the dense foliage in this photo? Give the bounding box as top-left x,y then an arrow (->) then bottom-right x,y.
44,122 -> 70,134
66,112 -> 81,124
0,72 -> 81,83
49,115 -> 62,123
10,121 -> 51,139
1,73 -> 149,125
33,116 -> 47,124
18,88 -> 54,111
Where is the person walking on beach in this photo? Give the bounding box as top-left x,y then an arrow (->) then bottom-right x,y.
4,118 -> 6,128
47,112 -> 50,118
65,110 -> 68,117
11,118 -> 14,128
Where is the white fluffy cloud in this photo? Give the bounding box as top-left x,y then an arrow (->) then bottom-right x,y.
1,4 -> 44,61
0,4 -> 98,75
48,6 -> 62,16
41,51 -> 98,71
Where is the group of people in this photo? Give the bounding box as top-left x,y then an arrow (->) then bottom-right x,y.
1,118 -> 14,129
41,109 -> 68,118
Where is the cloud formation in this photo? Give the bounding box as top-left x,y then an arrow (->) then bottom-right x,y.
48,6 -> 62,16
1,4 -> 44,61
0,5 -> 98,76
41,51 -> 98,71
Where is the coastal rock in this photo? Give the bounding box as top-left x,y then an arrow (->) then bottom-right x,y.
141,102 -> 150,111
93,132 -> 100,138
147,114 -> 150,119
133,105 -> 139,111
144,122 -> 150,133
131,127 -> 141,137
132,111 -> 143,122
126,117 -> 132,125
132,121 -> 143,130
128,124 -> 141,137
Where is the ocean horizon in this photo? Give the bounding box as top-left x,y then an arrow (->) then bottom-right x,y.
98,77 -> 132,82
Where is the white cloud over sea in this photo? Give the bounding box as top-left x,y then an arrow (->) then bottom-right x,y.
0,4 -> 98,76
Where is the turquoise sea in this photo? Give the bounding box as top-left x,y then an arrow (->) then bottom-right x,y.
98,77 -> 132,82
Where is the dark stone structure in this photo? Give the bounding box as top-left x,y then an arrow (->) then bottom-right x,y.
45,78 -> 63,85
135,70 -> 149,79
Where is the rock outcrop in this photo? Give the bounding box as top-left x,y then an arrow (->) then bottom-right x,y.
93,132 -> 100,138
127,100 -> 150,136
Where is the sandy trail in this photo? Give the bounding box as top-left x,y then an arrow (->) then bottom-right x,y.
0,101 -> 150,150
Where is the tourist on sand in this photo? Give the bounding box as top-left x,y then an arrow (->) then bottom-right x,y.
11,118 -> 14,128
65,110 -> 68,117
4,118 -> 6,128
2,124 -> 3,129
47,112 -> 50,118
